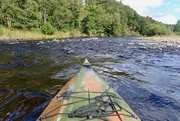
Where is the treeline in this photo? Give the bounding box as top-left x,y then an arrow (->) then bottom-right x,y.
0,0 -> 174,36
174,20 -> 180,33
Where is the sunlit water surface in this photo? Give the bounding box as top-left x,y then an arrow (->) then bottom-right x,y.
0,37 -> 180,121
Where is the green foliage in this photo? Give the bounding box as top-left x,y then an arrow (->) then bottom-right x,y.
82,5 -> 106,35
176,32 -> 180,36
174,20 -> 180,32
0,24 -> 3,29
0,24 -> 4,36
69,0 -> 86,30
0,0 -> 172,36
41,22 -> 55,35
137,17 -> 170,36
174,24 -> 180,32
144,23 -> 169,36
49,0 -> 74,32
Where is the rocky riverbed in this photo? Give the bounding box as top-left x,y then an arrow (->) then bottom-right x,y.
0,36 -> 24,41
1,35 -> 180,44
143,36 -> 180,44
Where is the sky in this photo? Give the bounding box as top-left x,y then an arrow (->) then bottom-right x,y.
119,0 -> 180,24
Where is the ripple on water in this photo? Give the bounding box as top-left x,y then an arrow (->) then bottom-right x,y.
0,37 -> 180,120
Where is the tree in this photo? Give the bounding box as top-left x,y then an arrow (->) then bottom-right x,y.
56,0 -> 73,31
0,1 -> 22,28
0,0 -> 172,36
41,22 -> 55,35
69,0 -> 86,30
174,20 -> 180,32
82,5 -> 104,35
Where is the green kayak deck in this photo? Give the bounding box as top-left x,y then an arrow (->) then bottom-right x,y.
38,59 -> 141,121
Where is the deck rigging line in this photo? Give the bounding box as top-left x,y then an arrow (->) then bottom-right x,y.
39,87 -> 137,121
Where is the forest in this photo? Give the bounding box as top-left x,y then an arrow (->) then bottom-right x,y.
0,0 -> 180,37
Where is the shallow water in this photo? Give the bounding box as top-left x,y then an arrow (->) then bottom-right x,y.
0,37 -> 180,121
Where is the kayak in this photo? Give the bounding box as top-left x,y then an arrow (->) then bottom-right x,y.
38,59 -> 141,121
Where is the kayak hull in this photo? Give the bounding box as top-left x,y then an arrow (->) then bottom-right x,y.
38,59 -> 141,121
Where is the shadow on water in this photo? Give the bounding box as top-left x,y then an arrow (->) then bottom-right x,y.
0,37 -> 180,121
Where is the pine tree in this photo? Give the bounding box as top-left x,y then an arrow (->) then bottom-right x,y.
174,20 -> 180,32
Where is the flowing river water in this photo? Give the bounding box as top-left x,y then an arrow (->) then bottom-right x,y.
0,37 -> 180,121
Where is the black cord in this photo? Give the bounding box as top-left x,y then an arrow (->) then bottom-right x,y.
39,88 -> 137,121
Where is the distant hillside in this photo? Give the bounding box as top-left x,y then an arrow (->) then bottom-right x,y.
0,0 -> 172,36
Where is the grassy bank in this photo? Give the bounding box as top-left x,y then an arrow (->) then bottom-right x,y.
0,27 -> 87,42
1,27 -> 180,44
0,26 -> 142,42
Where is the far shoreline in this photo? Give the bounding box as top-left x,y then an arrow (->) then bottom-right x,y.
0,35 -> 180,44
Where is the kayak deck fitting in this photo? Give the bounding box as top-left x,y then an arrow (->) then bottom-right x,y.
38,59 -> 141,121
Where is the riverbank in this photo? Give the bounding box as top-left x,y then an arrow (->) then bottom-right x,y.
1,27 -> 180,43
143,36 -> 180,44
0,28 -> 88,42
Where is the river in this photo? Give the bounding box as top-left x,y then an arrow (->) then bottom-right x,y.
0,37 -> 180,121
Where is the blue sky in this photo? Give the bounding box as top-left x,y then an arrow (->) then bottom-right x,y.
120,0 -> 180,24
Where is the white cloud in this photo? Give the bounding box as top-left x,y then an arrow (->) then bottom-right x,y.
174,8 -> 180,12
153,14 -> 177,24
122,0 -> 163,7
120,0 -> 178,24
122,0 -> 164,16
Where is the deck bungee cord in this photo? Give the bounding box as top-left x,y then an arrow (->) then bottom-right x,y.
39,87 -> 138,121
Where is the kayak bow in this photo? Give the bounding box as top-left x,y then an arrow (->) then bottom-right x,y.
38,59 -> 141,121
